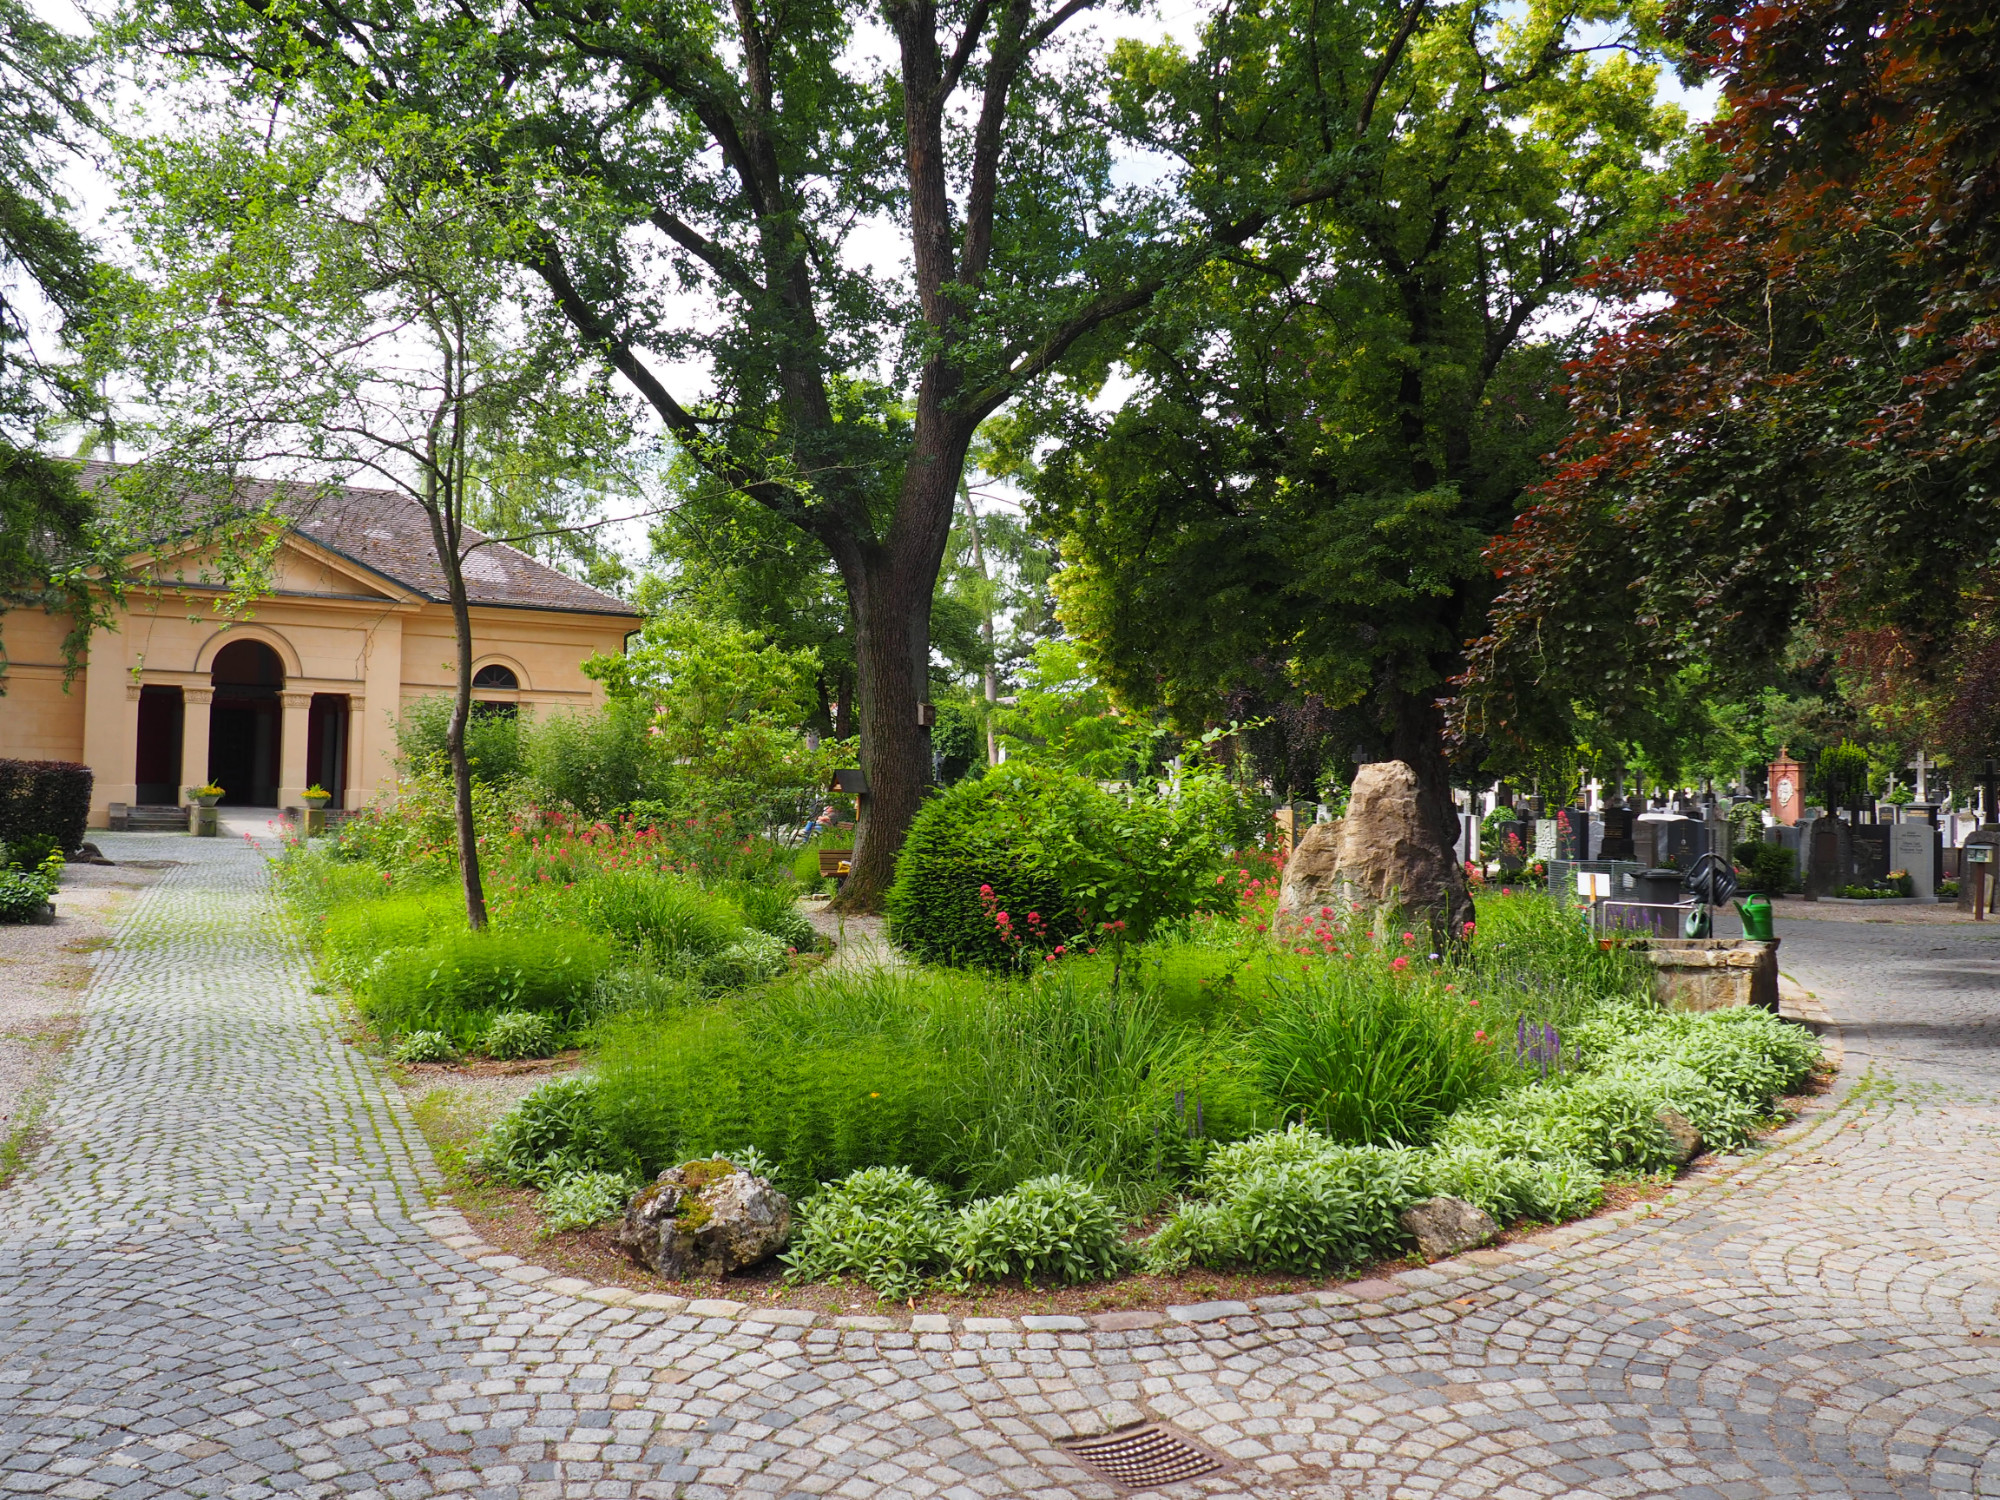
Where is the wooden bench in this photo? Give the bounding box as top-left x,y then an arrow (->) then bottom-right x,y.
818,849 -> 854,878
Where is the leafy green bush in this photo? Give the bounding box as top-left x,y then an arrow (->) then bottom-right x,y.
395,694 -> 529,785
3,833 -> 61,870
0,850 -> 59,924
524,701 -> 666,817
1417,1145 -> 1602,1224
484,1010 -> 559,1060
782,1166 -> 956,1297
706,931 -> 793,987
1733,839 -> 1798,895
391,1030 -> 457,1063
575,871 -> 743,962
951,1174 -> 1127,1286
480,1077 -> 630,1187
1249,967 -> 1500,1146
357,928 -> 615,1047
538,1170 -> 636,1234
1146,1126 -> 1422,1274
885,762 -> 1247,969
722,879 -> 817,951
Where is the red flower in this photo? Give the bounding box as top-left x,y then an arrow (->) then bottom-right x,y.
1474,1030 -> 1489,1043
1391,956 -> 1409,971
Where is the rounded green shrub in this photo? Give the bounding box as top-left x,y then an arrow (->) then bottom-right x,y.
951,1174 -> 1127,1286
783,1166 -> 955,1297
481,1076 -> 629,1187
538,1170 -> 635,1235
885,768 -> 1075,968
484,1010 -> 559,1060
391,1030 -> 458,1064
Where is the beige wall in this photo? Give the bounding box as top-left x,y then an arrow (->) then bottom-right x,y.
0,536 -> 632,826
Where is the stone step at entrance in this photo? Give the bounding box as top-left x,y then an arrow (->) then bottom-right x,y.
107,804 -> 191,833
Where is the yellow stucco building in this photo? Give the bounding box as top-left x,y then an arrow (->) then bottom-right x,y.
1,463 -> 640,828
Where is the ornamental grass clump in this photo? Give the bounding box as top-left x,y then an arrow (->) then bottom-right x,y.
782,1166 -> 957,1298
573,870 -> 743,963
357,928 -> 615,1048
1249,962 -> 1500,1146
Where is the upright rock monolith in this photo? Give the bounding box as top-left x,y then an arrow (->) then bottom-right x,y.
1275,760 -> 1474,947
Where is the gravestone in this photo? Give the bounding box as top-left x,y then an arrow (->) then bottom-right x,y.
1847,824 -> 1892,889
1655,816 -> 1706,870
1771,825 -> 1803,887
1803,814 -> 1847,899
1599,805 -> 1636,861
1889,822 -> 1940,898
1489,815 -> 1527,874
1533,818 -> 1557,861
1555,805 -> 1592,860
1458,811 -> 1481,869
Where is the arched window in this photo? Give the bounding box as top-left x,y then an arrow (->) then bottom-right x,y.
472,663 -> 519,690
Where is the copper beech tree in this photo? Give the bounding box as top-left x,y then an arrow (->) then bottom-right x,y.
1456,0 -> 2000,768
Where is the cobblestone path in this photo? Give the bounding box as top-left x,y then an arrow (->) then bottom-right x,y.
6,838 -> 2000,1500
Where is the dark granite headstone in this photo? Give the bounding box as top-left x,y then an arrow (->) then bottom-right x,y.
1598,806 -> 1636,861
1847,824 -> 1892,887
1655,816 -> 1707,869
1555,806 -> 1592,861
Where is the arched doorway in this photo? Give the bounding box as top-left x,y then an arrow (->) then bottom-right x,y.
209,639 -> 284,806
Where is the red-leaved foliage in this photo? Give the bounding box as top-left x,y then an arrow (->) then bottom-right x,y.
1454,0 -> 2000,760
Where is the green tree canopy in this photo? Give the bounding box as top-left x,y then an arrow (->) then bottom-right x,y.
1028,0 -> 1688,842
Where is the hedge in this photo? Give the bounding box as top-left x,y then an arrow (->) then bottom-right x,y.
0,759 -> 92,854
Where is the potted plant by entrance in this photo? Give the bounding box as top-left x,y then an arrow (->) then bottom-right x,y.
301,784 -> 332,836
187,784 -> 224,837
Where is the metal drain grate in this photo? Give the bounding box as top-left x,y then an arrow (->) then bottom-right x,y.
1060,1423 -> 1227,1490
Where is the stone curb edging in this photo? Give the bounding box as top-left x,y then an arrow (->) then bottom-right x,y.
407,1012 -> 1849,1340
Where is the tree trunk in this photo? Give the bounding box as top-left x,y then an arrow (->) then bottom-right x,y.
831,548 -> 934,910
1384,683 -> 1473,945
828,432 -> 965,911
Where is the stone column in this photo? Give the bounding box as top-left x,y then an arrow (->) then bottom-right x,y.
278,691 -> 312,811
179,688 -> 213,802
80,627 -> 137,828
344,696 -> 364,808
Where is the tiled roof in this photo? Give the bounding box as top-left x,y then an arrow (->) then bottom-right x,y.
76,460 -> 640,618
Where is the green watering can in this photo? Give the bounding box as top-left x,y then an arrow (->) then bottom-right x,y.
1734,892 -> 1775,941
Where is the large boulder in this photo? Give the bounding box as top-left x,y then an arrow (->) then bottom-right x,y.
614,1158 -> 792,1279
1399,1195 -> 1498,1260
1276,760 -> 1473,946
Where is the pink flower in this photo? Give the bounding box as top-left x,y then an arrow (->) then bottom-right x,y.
1467,998 -> 1479,1007
1474,1029 -> 1489,1043
1027,912 -> 1040,923
1402,931 -> 1415,944
1462,920 -> 1476,935
979,883 -> 994,896
1255,923 -> 1267,933
1320,906 -> 1332,917
1052,945 -> 1066,955
1391,956 -> 1409,971
1443,984 -> 1455,992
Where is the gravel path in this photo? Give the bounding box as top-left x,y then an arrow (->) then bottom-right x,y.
3,839 -> 2000,1499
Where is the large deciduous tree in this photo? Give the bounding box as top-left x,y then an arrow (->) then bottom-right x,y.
1456,0 -> 2000,769
132,0 -> 1202,906
1030,0 -> 1685,849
